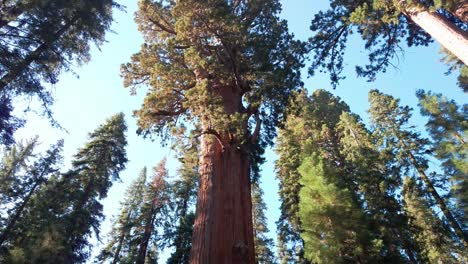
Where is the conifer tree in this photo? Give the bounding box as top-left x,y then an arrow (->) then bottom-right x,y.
251,181 -> 276,264
337,112 -> 421,263
368,90 -> 467,244
298,155 -> 376,263
130,159 -> 171,264
122,1 -> 304,262
166,138 -> 199,264
275,89 -> 350,263
96,168 -> 148,264
309,0 -> 468,87
277,89 -> 424,263
402,177 -> 464,263
417,90 -> 467,225
0,0 -> 121,143
0,138 -> 63,248
2,113 -> 128,263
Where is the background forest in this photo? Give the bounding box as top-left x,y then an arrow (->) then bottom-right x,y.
0,0 -> 466,263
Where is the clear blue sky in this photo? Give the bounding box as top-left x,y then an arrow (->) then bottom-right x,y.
14,0 -> 467,261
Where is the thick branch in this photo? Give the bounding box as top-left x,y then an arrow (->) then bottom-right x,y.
250,112 -> 261,144
148,17 -> 176,35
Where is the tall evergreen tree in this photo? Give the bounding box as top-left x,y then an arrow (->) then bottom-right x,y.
277,89 -> 425,263
2,113 -> 128,263
122,1 -> 304,262
298,154 -> 376,263
309,0 -> 467,87
166,137 -> 199,264
0,0 -> 121,143
368,90 -> 467,245
337,112 -> 421,263
252,181 -> 276,264
96,167 -> 148,264
135,159 -> 170,264
417,90 -> 467,226
402,177 -> 464,263
0,138 -> 63,248
275,89 -> 350,263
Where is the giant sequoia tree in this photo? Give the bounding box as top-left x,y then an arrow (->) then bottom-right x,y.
309,0 -> 468,87
122,1 -> 304,263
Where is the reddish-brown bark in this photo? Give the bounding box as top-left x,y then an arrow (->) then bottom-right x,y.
404,6 -> 468,65
189,84 -> 255,264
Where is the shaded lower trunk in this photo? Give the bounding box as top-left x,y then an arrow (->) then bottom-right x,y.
189,134 -> 255,264
404,7 -> 468,65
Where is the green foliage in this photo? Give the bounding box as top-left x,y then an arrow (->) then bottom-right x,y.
298,155 -> 376,263
275,89 -> 350,263
1,113 -> 128,263
0,0 -> 121,144
252,182 -> 276,264
402,177 -> 464,263
122,0 -> 304,148
417,90 -> 468,227
96,167 -> 148,263
309,0 -> 466,87
0,137 -> 64,253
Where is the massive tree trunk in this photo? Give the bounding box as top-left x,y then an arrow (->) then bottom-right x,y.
189,84 -> 255,264
404,7 -> 468,65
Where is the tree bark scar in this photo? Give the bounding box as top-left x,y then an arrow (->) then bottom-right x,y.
232,241 -> 250,264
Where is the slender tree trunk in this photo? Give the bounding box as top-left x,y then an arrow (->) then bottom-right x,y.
0,180 -> 41,246
136,207 -> 156,264
189,83 -> 255,264
406,150 -> 467,244
111,232 -> 126,264
399,140 -> 467,244
404,7 -> 468,65
0,15 -> 78,91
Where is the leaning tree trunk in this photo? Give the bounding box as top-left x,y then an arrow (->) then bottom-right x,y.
189,84 -> 255,264
404,6 -> 468,65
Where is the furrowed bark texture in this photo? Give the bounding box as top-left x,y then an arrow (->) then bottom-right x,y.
189,84 -> 255,264
405,7 -> 468,65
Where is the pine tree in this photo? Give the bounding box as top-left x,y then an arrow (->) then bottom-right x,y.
251,181 -> 276,264
309,0 -> 468,87
298,154 -> 376,263
122,1 -> 304,262
0,138 -> 63,249
417,90 -> 467,226
166,137 -> 199,264
96,167 -> 148,264
277,89 -> 425,263
368,90 -> 467,245
0,0 -> 121,143
2,113 -> 128,263
402,177 -> 464,263
337,112 -> 423,263
135,159 -> 170,264
275,89 -> 350,263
